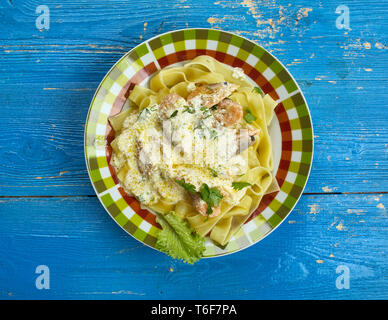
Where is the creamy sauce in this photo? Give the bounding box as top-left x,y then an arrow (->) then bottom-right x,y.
232,67 -> 246,80
111,88 -> 252,207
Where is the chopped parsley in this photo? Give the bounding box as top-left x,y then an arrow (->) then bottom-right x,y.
183,106 -> 195,114
244,108 -> 257,123
210,105 -> 218,111
137,105 -> 158,120
200,106 -> 212,119
209,168 -> 218,177
169,110 -> 178,118
200,184 -> 223,215
252,86 -> 264,96
232,181 -> 252,190
137,107 -> 151,120
194,120 -> 217,140
175,178 -> 196,194
194,119 -> 204,131
209,129 -> 218,140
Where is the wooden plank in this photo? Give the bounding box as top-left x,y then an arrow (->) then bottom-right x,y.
0,37 -> 386,83
0,193 -> 386,299
0,0 -> 386,302
0,1 -> 387,83
0,80 -> 386,195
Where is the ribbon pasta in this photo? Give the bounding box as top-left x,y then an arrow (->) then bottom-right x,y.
109,55 -> 279,247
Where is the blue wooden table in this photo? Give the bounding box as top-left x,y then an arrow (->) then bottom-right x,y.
0,0 -> 387,300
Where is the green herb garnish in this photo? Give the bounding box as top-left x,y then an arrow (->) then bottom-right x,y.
137,107 -> 151,120
183,106 -> 195,114
252,86 -> 264,96
209,168 -> 218,177
232,181 -> 252,190
194,120 -> 204,131
244,108 -> 256,123
175,178 -> 196,194
201,106 -> 212,118
210,105 -> 218,110
200,184 -> 223,215
209,129 -> 218,140
156,211 -> 205,264
169,110 -> 178,118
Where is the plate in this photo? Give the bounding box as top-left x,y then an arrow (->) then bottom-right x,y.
84,28 -> 313,257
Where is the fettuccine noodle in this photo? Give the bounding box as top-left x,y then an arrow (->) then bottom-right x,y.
109,55 -> 278,246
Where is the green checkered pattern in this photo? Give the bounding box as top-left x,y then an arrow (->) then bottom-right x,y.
84,28 -> 313,258
85,42 -> 160,249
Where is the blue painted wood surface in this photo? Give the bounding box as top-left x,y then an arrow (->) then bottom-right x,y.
0,0 -> 387,299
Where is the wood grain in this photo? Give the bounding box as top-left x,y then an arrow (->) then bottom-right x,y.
0,194 -> 386,299
0,80 -> 386,195
0,0 -> 387,300
0,1 -> 387,82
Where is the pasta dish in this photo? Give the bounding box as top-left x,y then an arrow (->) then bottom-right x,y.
109,55 -> 278,262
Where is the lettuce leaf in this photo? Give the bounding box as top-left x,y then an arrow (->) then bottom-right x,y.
155,211 -> 205,264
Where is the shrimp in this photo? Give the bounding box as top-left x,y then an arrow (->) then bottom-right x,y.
158,93 -> 186,119
213,98 -> 243,126
175,174 -> 223,217
191,194 -> 221,218
187,82 -> 239,109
